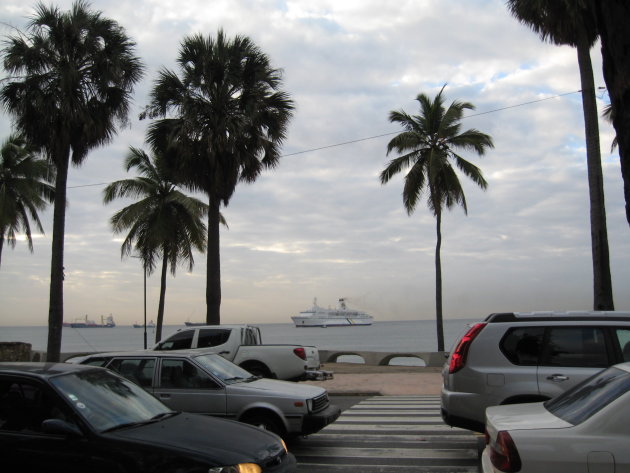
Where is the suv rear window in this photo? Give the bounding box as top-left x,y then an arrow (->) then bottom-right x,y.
500,327 -> 544,365
545,366 -> 630,425
542,327 -> 608,368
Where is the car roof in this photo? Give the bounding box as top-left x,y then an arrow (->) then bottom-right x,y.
81,349 -> 221,359
486,311 -> 630,323
0,362 -> 101,379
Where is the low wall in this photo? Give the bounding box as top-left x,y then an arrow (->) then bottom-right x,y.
319,349 -> 448,367
4,347 -> 448,368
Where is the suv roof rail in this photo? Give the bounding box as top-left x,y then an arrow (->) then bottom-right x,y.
486,311 -> 630,323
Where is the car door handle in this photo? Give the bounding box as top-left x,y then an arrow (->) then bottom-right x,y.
159,393 -> 171,399
219,351 -> 230,355
547,374 -> 569,382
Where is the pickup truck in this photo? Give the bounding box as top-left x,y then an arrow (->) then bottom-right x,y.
153,325 -> 331,381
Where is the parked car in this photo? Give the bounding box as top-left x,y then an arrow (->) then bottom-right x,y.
77,350 -> 341,438
0,362 -> 296,473
154,325 -> 330,381
482,362 -> 630,473
441,311 -> 630,432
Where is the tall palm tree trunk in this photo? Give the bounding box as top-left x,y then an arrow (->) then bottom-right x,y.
46,157 -> 69,362
0,234 -> 4,269
206,196 -> 221,325
435,210 -> 445,352
576,38 -> 615,310
155,253 -> 168,344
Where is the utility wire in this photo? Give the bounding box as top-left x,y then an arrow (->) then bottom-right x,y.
68,89 -> 581,190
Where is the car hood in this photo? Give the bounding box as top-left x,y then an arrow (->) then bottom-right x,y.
228,377 -> 326,398
107,412 -> 284,465
486,402 -> 573,432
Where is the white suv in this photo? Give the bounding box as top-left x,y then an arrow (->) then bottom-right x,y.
441,311 -> 630,432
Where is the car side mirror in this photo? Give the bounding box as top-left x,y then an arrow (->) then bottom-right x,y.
41,419 -> 83,437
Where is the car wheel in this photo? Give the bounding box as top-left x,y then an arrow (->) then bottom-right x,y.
240,362 -> 272,378
243,413 -> 285,437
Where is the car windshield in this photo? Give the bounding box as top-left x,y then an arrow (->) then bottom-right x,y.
51,369 -> 173,432
193,353 -> 255,384
545,366 -> 630,425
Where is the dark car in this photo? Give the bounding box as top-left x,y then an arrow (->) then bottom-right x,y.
0,362 -> 296,473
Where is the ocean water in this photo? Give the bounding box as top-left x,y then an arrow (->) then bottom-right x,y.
0,319 -> 477,357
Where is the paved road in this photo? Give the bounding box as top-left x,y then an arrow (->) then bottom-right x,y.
290,395 -> 481,473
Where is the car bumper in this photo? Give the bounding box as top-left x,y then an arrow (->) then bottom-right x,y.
301,404 -> 341,435
441,385 -> 486,432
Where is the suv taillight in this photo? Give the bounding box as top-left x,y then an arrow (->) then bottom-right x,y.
490,431 -> 521,472
448,322 -> 486,373
293,347 -> 307,360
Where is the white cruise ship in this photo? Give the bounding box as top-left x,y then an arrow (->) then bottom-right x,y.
292,298 -> 374,327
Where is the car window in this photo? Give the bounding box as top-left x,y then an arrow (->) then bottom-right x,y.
545,366 -> 630,425
0,377 -> 76,434
81,357 -> 111,367
616,329 -> 630,362
197,329 -> 231,348
155,330 -> 194,350
159,359 -> 220,389
108,358 -> 155,388
500,327 -> 544,365
194,353 -> 255,384
541,327 -> 609,368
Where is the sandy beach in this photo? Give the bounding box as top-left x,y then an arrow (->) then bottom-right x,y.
303,362 -> 443,396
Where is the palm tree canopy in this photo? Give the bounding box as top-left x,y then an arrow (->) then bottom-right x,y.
381,87 -> 493,216
103,147 -> 209,276
1,0 -> 144,166
0,134 -> 55,251
506,0 -> 598,48
143,29 -> 294,206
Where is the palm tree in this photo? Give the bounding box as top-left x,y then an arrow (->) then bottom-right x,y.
380,87 -> 493,351
593,1 -> 630,228
506,0 -> 614,311
103,147 -> 209,343
143,30 -> 294,325
0,134 -> 55,268
1,1 -> 143,361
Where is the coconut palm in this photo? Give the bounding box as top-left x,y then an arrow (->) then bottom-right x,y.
592,1 -> 630,228
143,30 -> 294,325
1,1 -> 143,361
380,87 -> 493,351
0,134 -> 55,268
103,147 -> 210,343
506,0 -> 614,310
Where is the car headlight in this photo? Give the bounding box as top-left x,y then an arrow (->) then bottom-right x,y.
208,464 -> 262,473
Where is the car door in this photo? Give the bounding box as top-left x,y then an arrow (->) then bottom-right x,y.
0,375 -> 123,473
537,326 -> 611,398
153,358 -> 227,416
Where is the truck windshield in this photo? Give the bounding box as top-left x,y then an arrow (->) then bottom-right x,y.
545,366 -> 630,425
194,353 -> 255,384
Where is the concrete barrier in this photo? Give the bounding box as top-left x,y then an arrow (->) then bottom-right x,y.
0,342 -> 32,361
318,349 -> 448,367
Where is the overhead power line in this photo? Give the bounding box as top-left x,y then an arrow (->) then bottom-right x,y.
68,89 -> 582,189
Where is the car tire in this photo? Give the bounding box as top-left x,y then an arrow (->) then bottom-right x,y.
242,412 -> 285,438
240,361 -> 273,378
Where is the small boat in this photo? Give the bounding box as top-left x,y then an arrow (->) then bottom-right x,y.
292,298 -> 374,327
133,320 -> 155,328
184,321 -> 207,327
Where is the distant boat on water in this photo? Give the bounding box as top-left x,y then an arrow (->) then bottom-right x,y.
292,298 -> 374,327
68,315 -> 116,328
184,321 -> 207,327
133,320 -> 155,329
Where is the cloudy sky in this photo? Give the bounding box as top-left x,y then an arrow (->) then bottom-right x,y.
1,0 -> 628,327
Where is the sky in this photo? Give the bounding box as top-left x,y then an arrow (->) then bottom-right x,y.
0,0 -> 628,327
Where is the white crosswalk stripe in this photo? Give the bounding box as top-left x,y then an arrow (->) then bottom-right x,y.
291,395 -> 481,473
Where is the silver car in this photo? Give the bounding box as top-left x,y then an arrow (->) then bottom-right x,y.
482,362 -> 630,473
78,350 -> 341,438
441,311 -> 630,432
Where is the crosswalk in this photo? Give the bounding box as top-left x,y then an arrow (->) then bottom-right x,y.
291,395 -> 481,473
